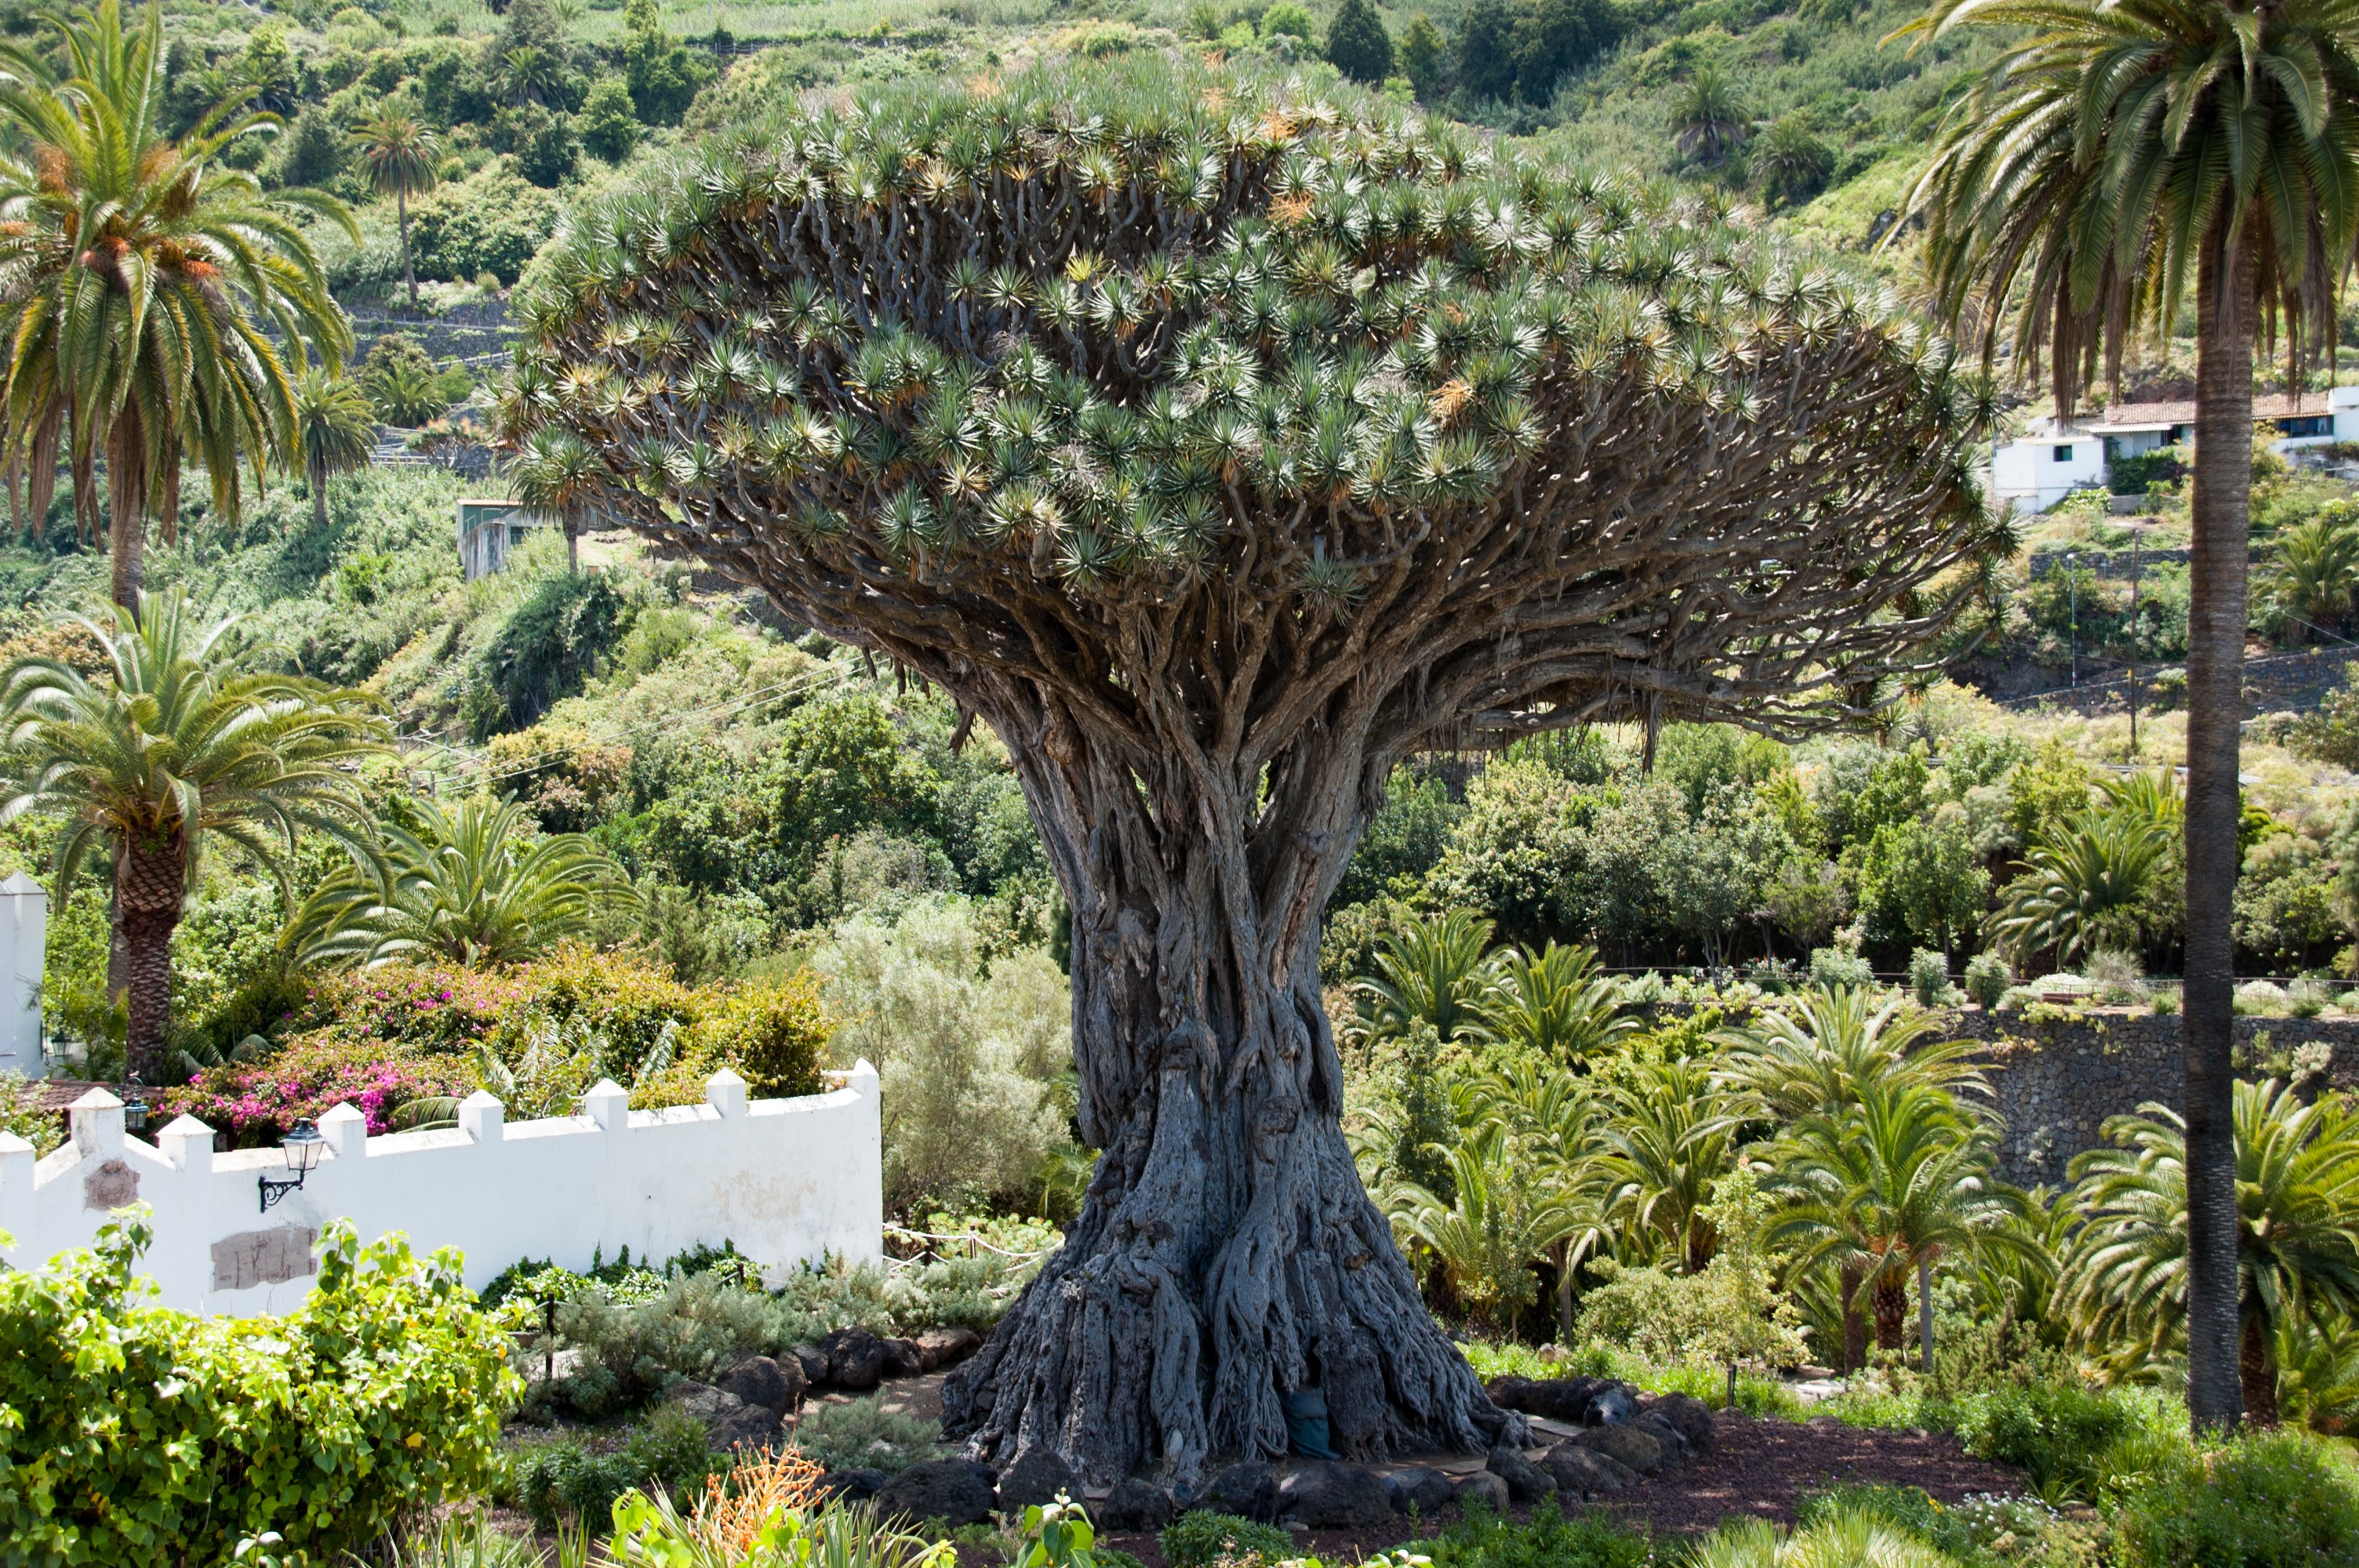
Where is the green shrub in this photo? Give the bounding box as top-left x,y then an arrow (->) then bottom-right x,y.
509,1408 -> 719,1531
2114,1429 -> 2359,1568
0,1069 -> 60,1154
1401,1501 -> 1654,1568
1159,1512 -> 1295,1568
1907,948 -> 1951,1006
1963,950 -> 2011,1009
554,1271 -> 815,1414
1808,945 -> 1874,989
791,1396 -> 943,1475
0,1214 -> 518,1566
1950,1382 -> 2132,1504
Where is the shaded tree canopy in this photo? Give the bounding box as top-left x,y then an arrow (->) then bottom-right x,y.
506,60 -> 1998,1483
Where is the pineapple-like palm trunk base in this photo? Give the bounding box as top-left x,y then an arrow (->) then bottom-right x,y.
941,828 -> 1515,1486
2238,1309 -> 2279,1427
115,835 -> 185,1081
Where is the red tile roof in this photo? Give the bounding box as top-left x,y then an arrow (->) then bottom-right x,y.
2086,394 -> 2332,430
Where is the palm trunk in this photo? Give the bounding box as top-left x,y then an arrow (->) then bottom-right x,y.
1870,1269 -> 1907,1352
311,456 -> 329,533
2239,1305 -> 2279,1427
1840,1260 -> 1868,1374
2184,217 -> 2252,1435
400,187 -> 418,310
107,417 -> 146,617
114,830 -> 187,1083
1917,1254 -> 1935,1375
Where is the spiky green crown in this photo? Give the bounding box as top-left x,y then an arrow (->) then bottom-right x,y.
507,59 -> 1998,733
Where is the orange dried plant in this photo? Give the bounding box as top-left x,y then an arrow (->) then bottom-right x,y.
689,1444 -> 830,1555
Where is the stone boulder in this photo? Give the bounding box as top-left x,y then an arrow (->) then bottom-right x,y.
1631,1412 -> 1688,1466
915,1326 -> 983,1372
661,1381 -> 783,1452
1540,1444 -> 1636,1496
1277,1461 -> 1394,1528
1483,1375 -> 1535,1410
719,1353 -> 805,1416
1567,1424 -> 1661,1475
820,1468 -> 888,1501
1200,1461 -> 1281,1523
1387,1466 -> 1457,1515
819,1327 -> 885,1392
881,1337 -> 925,1379
1643,1392 -> 1714,1455
1454,1470 -> 1510,1513
1485,1446 -> 1555,1504
1587,1384 -> 1637,1426
997,1449 -> 1081,1512
874,1459 -> 998,1527
1518,1376 -> 1609,1424
790,1345 -> 831,1386
1100,1477 -> 1177,1532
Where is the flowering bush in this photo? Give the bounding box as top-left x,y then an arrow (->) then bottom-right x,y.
160,1034 -> 474,1143
162,948 -> 831,1146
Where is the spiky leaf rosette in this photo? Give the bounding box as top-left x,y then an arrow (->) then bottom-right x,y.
507,58 -> 1998,1483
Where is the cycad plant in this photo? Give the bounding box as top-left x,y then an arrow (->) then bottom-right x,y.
0,593 -> 385,1076
1478,940 -> 1633,1062
1350,908 -> 1498,1045
287,794 -> 636,969
0,0 -> 353,612
1715,983 -> 1986,1120
2064,1079 -> 2359,1425
1900,0 -> 2359,1431
290,368 -> 376,533
2265,509 -> 2359,641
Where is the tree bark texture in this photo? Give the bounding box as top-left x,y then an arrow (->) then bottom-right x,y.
107,411 -> 146,616
1871,1269 -> 1908,1352
1840,1261 -> 1869,1374
114,829 -> 186,1082
2184,222 -> 2251,1433
507,95 -> 1998,1481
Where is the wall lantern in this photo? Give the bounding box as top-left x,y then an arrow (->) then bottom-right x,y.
258,1118 -> 325,1212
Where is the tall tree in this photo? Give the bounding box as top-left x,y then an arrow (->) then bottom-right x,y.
0,0 -> 354,613
0,593 -> 385,1079
503,65 -> 1996,1482
352,112 -> 441,310
1900,0 -> 2359,1429
289,368 -> 376,533
1326,0 -> 1395,84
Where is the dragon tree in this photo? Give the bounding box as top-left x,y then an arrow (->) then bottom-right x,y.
504,60 -> 1999,1483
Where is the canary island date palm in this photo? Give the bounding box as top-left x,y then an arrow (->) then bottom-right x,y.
290,368 -> 376,533
1990,806 -> 2172,967
2063,1079 -> 2359,1425
0,0 -> 354,613
0,592 -> 385,1078
1767,1077 -> 2034,1367
1350,907 -> 1499,1045
1478,940 -> 1635,1062
285,794 -> 636,969
1898,0 -> 2359,1431
503,60 -> 1997,1480
352,111 -> 438,310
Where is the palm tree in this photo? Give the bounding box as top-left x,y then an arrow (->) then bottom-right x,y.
1670,66 -> 1748,165
0,593 -> 385,1077
1350,908 -> 1498,1046
1990,807 -> 2172,967
1392,1125 -> 1582,1335
0,0 -> 354,615
1770,1079 -> 2034,1367
1600,1054 -> 1739,1275
2265,510 -> 2359,641
286,794 -> 636,968
290,368 -> 375,533
1899,0 -> 2359,1432
511,424 -> 604,572
1478,941 -> 1634,1062
2064,1080 -> 2359,1425
351,111 -> 440,310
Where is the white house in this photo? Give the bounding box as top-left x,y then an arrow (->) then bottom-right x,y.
1991,385 -> 2359,514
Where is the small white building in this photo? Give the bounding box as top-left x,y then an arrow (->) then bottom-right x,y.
0,871 -> 43,1075
458,499 -> 556,581
1991,386 -> 2359,514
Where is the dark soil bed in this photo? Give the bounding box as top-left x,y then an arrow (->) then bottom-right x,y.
1094,1412 -> 2028,1563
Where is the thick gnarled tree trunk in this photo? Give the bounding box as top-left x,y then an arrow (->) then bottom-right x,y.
940,731 -> 1511,1480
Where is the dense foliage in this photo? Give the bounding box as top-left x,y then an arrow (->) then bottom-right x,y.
0,1214 -> 518,1567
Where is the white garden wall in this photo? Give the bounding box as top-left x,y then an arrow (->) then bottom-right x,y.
0,1063 -> 881,1315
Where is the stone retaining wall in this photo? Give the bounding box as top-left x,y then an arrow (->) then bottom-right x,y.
1943,1008 -> 2359,1183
